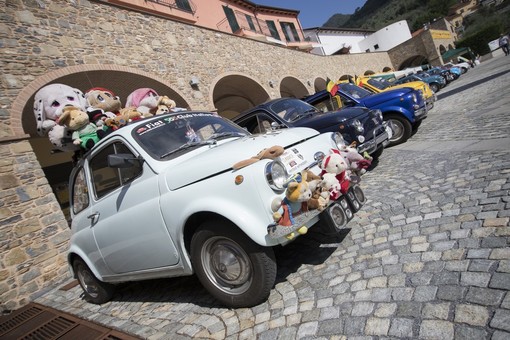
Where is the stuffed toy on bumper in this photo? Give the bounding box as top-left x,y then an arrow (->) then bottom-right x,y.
272,171 -> 312,227
33,83 -> 87,152
319,149 -> 350,197
57,105 -> 101,151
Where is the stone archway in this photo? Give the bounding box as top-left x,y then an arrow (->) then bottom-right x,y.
13,64 -> 191,221
279,76 -> 309,99
397,55 -> 429,70
212,74 -> 270,119
314,77 -> 327,92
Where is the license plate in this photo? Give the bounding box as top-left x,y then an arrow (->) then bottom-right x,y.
280,148 -> 307,173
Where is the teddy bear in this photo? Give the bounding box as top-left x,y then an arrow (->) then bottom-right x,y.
307,184 -> 330,212
125,88 -> 176,117
272,171 -> 312,227
33,83 -> 87,152
319,149 -> 350,196
84,87 -> 122,126
232,145 -> 285,170
57,105 -> 101,151
320,172 -> 342,201
339,143 -> 372,175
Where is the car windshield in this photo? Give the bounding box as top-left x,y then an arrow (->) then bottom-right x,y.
269,98 -> 319,122
338,83 -> 372,99
367,78 -> 391,90
132,112 -> 248,160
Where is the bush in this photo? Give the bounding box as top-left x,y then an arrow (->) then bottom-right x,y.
456,23 -> 503,55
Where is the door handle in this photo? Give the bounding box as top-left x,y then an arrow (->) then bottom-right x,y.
87,212 -> 100,224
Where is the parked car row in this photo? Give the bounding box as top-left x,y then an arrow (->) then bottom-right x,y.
65,65 -> 447,308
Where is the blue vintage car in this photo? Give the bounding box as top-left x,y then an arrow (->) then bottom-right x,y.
303,83 -> 427,147
394,73 -> 446,93
233,97 -> 390,159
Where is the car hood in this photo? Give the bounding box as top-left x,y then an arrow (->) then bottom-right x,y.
358,88 -> 412,106
163,127 -> 319,190
297,107 -> 369,131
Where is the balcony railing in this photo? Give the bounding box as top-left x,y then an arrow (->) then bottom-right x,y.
146,0 -> 196,15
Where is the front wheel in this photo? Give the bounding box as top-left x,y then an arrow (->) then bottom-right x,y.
73,258 -> 115,304
429,83 -> 440,93
191,220 -> 277,308
384,114 -> 412,147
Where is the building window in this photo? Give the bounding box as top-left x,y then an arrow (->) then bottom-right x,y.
266,20 -> 281,40
223,6 -> 240,33
175,0 -> 192,12
245,15 -> 256,31
280,22 -> 300,42
374,44 -> 379,50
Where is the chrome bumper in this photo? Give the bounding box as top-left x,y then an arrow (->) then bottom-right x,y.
358,127 -> 389,154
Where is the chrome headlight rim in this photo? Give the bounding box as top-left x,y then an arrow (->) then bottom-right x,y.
352,119 -> 364,133
332,132 -> 347,148
265,160 -> 288,192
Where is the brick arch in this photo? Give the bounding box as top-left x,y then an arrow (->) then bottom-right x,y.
11,64 -> 190,136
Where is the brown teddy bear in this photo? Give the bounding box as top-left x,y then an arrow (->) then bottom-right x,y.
232,145 -> 285,170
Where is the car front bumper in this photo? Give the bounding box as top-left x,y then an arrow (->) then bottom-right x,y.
357,126 -> 390,155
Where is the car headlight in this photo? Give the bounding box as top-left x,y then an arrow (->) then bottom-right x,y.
412,93 -> 418,103
332,132 -> 347,148
265,161 -> 288,192
352,119 -> 364,133
373,109 -> 383,122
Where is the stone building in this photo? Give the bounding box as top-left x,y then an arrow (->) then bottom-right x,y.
0,0 -> 394,311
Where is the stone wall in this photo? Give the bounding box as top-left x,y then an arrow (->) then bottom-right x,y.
0,140 -> 70,312
0,0 -> 392,311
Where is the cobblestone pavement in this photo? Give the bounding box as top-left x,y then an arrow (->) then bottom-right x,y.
36,56 -> 510,339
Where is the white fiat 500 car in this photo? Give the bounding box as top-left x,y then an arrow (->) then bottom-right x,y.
68,111 -> 365,307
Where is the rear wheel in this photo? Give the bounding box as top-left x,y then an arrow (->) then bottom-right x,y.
191,220 -> 276,308
429,83 -> 440,93
73,258 -> 115,304
384,114 -> 412,147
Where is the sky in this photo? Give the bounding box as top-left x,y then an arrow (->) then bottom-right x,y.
253,0 -> 368,28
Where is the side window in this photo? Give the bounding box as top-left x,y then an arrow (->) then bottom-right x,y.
89,142 -> 142,199
256,114 -> 276,133
71,167 -> 89,215
311,96 -> 342,112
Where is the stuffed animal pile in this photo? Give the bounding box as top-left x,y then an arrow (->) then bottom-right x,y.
33,84 -> 184,155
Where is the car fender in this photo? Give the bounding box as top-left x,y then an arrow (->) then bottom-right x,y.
68,244 -> 109,281
378,105 -> 415,123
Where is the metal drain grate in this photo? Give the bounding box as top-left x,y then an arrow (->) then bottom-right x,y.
0,303 -> 141,340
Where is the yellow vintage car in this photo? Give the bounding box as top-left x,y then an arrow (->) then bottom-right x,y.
356,75 -> 435,111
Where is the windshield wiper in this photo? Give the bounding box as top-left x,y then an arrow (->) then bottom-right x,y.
207,132 -> 245,140
160,140 -> 216,159
290,109 -> 316,122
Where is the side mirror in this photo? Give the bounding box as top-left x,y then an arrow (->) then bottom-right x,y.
108,154 -> 143,168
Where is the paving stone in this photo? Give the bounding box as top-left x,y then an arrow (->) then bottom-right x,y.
466,248 -> 492,259
492,330 -> 510,340
388,318 -> 414,337
454,325 -> 488,340
419,320 -> 454,339
460,272 -> 491,287
437,285 -> 467,301
396,302 -> 422,318
414,286 -> 438,302
490,248 -> 510,260
454,304 -> 489,327
343,317 -> 367,336
465,287 -> 505,306
468,259 -> 496,272
422,302 -> 450,320
374,303 -> 397,318
432,272 -> 460,285
351,302 -> 375,317
489,273 -> 510,290
365,317 -> 390,336
490,309 -> 510,332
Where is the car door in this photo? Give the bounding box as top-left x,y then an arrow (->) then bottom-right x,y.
85,138 -> 180,274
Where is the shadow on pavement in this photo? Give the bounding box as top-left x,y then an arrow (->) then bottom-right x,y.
437,69 -> 510,100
